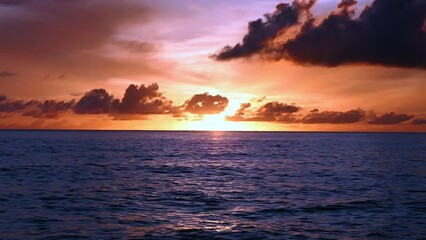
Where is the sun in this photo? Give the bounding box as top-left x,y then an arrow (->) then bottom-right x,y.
185,99 -> 252,131
181,97 -> 257,131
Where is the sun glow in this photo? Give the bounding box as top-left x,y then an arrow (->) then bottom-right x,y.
185,99 -> 250,131
187,114 -> 245,131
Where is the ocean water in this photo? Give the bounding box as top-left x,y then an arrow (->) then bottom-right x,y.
0,131 -> 425,240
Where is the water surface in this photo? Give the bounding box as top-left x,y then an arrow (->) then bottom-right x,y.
0,131 -> 425,239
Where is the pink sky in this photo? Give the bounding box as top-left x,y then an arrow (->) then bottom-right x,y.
0,0 -> 425,131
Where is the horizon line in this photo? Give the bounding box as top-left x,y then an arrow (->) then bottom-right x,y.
1,129 -> 425,133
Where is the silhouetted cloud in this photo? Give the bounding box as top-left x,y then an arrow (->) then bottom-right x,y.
369,112 -> 414,124
23,100 -> 75,118
412,119 -> 426,125
0,97 -> 74,118
337,0 -> 357,9
301,108 -> 365,124
213,1 -> 312,60
0,99 -> 25,113
0,71 -> 16,77
2,86 -> 424,127
117,83 -> 175,114
214,0 -> 426,68
0,83 -> 179,119
226,101 -> 300,122
1,83 -> 232,121
74,89 -> 116,114
182,93 -> 229,115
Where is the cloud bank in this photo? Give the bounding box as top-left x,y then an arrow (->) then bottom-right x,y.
226,101 -> 300,122
302,108 -> 366,124
0,83 -> 230,120
225,100 -> 420,126
0,87 -> 424,128
369,112 -> 414,125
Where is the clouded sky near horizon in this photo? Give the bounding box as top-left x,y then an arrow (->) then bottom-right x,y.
0,0 -> 425,131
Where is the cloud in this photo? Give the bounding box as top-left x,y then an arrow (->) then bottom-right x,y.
117,83 -> 175,115
412,119 -> 426,125
74,89 -> 116,114
0,83 -> 231,121
0,83 -> 179,119
0,97 -> 74,118
2,84 -> 424,128
74,84 -> 229,119
214,0 -> 426,68
182,93 -> 229,115
301,108 -> 366,124
226,101 -> 301,122
226,104 -> 420,126
22,100 -> 75,118
0,71 -> 16,77
0,99 -> 25,113
369,112 -> 414,124
212,1 -> 310,60
337,0 -> 358,9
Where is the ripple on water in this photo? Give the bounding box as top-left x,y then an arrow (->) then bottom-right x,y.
0,131 -> 425,239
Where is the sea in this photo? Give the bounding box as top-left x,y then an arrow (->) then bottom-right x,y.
0,130 -> 425,239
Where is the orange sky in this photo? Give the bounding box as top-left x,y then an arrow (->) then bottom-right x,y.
0,0 -> 425,131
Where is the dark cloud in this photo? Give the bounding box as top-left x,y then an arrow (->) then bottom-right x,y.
226,101 -> 300,122
0,97 -> 74,118
301,108 -> 366,124
73,83 -> 178,116
412,119 -> 426,125
337,0 -> 357,9
213,1 -> 314,60
2,83 -> 424,127
182,93 -> 229,115
0,83 -> 179,119
1,83 -> 233,121
74,89 -> 116,114
369,112 -> 414,124
214,0 -> 426,68
0,99 -> 25,113
23,100 -> 75,118
227,106 -> 416,126
117,83 -> 175,115
0,71 -> 16,77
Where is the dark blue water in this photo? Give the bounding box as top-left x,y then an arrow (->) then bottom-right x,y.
0,131 -> 425,239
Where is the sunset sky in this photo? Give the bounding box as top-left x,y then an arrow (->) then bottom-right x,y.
0,0 -> 425,131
